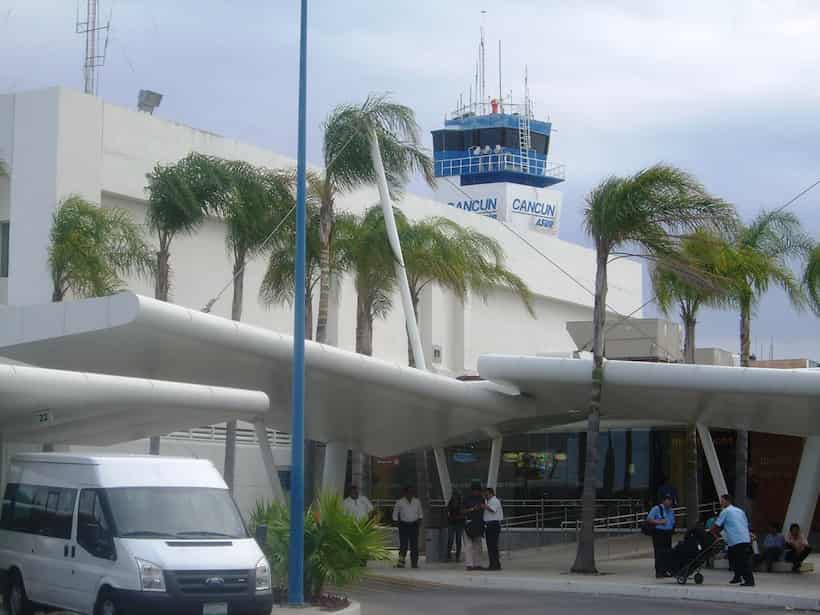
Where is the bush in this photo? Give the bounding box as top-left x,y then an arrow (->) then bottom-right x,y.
249,493 -> 389,602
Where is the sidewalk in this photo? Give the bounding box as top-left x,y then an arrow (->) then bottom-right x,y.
369,536 -> 820,611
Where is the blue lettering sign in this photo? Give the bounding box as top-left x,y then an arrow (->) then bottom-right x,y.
511,198 -> 557,218
447,197 -> 498,214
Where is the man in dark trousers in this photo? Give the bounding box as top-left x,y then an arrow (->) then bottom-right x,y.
392,486 -> 423,568
483,487 -> 504,571
712,494 -> 755,587
646,493 -> 676,578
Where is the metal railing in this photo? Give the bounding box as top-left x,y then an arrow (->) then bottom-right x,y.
560,501 -> 721,531
435,152 -> 566,180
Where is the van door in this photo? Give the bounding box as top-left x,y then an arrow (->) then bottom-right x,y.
68,489 -> 118,615
36,486 -> 80,611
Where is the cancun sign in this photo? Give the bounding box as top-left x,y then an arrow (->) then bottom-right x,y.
511,197 -> 558,230
447,197 -> 498,217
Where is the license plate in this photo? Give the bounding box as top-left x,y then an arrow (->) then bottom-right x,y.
203,603 -> 228,615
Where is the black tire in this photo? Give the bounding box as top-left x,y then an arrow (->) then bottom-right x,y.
694,573 -> 704,585
94,588 -> 123,615
6,571 -> 33,615
676,575 -> 687,585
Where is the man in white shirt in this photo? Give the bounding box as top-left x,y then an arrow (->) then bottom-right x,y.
392,486 -> 423,568
483,487 -> 504,571
343,485 -> 374,522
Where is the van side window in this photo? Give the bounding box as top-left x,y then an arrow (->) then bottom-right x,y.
77,490 -> 115,560
0,483 -> 76,538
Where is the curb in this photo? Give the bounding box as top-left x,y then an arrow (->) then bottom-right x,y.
367,573 -> 820,611
276,600 -> 361,614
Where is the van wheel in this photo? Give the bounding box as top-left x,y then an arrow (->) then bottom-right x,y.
6,572 -> 33,615
94,589 -> 122,615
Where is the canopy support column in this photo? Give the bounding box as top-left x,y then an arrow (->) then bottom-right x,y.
696,423 -> 728,498
487,435 -> 503,490
321,442 -> 347,497
254,421 -> 285,504
0,433 -> 6,498
434,447 -> 452,501
783,436 -> 820,536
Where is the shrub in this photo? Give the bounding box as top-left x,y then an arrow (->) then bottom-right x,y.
249,493 -> 389,602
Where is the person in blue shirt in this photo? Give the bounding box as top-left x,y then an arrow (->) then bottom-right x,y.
755,522 -> 786,572
647,493 -> 676,578
711,494 -> 755,586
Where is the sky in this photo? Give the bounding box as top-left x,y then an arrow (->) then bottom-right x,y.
2,0 -> 820,359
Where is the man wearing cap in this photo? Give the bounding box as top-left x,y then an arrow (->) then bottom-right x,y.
646,492 -> 676,578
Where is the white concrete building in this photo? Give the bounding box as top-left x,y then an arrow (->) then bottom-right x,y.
0,86 -> 642,513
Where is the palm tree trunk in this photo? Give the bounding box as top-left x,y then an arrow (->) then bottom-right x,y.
223,258 -> 245,493
150,244 -> 171,456
735,303 -> 751,510
155,248 -> 170,302
52,287 -> 64,302
355,289 -> 374,356
305,292 -> 314,341
315,195 -> 333,344
682,312 -> 700,528
572,246 -> 608,574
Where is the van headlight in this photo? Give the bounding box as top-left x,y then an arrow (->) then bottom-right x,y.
255,557 -> 271,593
136,558 -> 166,592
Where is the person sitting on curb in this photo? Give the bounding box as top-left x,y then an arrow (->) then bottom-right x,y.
755,522 -> 785,572
784,523 -> 813,573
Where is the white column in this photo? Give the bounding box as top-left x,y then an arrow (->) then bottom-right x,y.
696,424 -> 728,498
254,422 -> 285,504
321,442 -> 348,497
433,447 -> 452,501
782,436 -> 820,535
487,436 -> 503,490
369,127 -> 426,371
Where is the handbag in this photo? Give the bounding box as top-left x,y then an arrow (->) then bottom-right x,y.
641,505 -> 661,536
465,519 -> 484,539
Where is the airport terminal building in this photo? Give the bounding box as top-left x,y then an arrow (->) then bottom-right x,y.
0,87 -> 816,532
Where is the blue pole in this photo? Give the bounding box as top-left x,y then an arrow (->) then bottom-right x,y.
289,0 -> 308,606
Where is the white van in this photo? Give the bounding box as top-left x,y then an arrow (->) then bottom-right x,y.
0,454 -> 273,615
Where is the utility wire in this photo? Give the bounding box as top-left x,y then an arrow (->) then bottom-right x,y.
773,177 -> 820,214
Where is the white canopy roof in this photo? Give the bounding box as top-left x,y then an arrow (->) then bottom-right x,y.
0,293 -> 538,455
2,292 -> 819,455
478,354 -> 820,438
0,363 -> 269,446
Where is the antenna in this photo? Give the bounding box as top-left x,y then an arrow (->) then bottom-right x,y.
76,0 -> 111,96
498,39 -> 503,112
479,14 -> 487,114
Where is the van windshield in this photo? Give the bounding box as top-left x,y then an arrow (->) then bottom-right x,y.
104,487 -> 248,539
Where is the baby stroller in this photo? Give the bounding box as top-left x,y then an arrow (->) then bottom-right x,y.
666,527 -> 725,585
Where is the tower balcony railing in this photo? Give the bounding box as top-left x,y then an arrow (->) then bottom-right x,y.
435,152 -> 566,180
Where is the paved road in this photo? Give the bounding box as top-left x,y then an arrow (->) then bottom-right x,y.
350,577 -> 805,615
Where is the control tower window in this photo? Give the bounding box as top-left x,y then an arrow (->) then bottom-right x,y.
444,132 -> 464,151
503,128 -> 519,148
433,132 -> 445,152
463,129 -> 480,149
481,128 -> 503,148
530,133 -> 548,154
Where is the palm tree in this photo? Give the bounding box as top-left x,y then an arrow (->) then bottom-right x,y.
652,229 -> 734,528
338,206 -> 397,357
145,152 -> 219,302
259,178 -> 354,341
721,210 -> 811,510
398,213 -> 534,366
144,152 -> 227,455
48,195 -> 154,302
395,211 -> 534,528
573,165 -> 735,574
314,94 -> 435,345
211,158 -> 294,492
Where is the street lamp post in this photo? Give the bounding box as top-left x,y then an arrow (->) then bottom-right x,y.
289,0 -> 308,606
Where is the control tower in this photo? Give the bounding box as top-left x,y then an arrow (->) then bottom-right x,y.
431,49 -> 566,236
